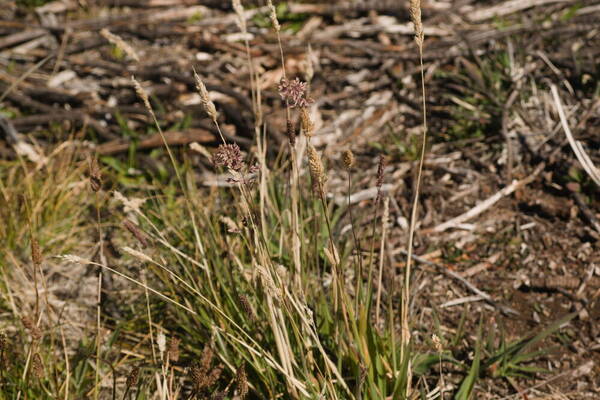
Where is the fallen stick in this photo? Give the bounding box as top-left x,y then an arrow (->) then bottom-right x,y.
400,250 -> 519,316
428,163 -> 545,233
96,128 -> 215,155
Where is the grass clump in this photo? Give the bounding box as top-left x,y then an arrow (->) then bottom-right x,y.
0,1 -> 581,399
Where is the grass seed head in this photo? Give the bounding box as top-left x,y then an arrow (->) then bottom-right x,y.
89,155 -> 102,192
267,0 -> 280,32
432,334 -> 443,352
132,76 -> 151,112
123,219 -> 149,248
193,71 -> 219,121
235,364 -> 249,399
286,118 -> 296,147
278,77 -> 313,108
342,149 -> 355,169
157,331 -> 166,354
100,29 -> 139,62
32,353 -> 43,379
31,237 -> 42,267
409,0 -> 424,48
126,366 -> 140,388
238,294 -> 255,321
200,342 -> 214,373
22,316 -> 42,342
168,337 -> 180,363
300,107 -> 315,137
232,0 -> 247,34
376,154 -> 386,189
307,144 -> 326,196
213,143 -> 244,172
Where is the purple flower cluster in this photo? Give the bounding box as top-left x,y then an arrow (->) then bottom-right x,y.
213,143 -> 244,171
278,77 -> 314,108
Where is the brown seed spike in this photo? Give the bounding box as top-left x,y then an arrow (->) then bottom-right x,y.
89,155 -> 102,192
235,364 -> 249,399
238,294 -> 255,321
376,155 -> 386,189
123,219 -> 149,248
307,144 -> 326,196
32,353 -> 43,379
126,366 -> 140,388
342,149 -> 355,169
168,337 -> 180,363
22,316 -> 42,342
286,118 -> 296,147
31,237 -> 42,267
375,154 -> 386,204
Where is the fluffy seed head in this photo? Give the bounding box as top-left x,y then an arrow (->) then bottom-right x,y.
409,0 -> 424,48
193,71 -> 218,121
132,76 -> 151,111
267,0 -> 280,32
157,332 -> 166,354
232,0 -> 247,34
